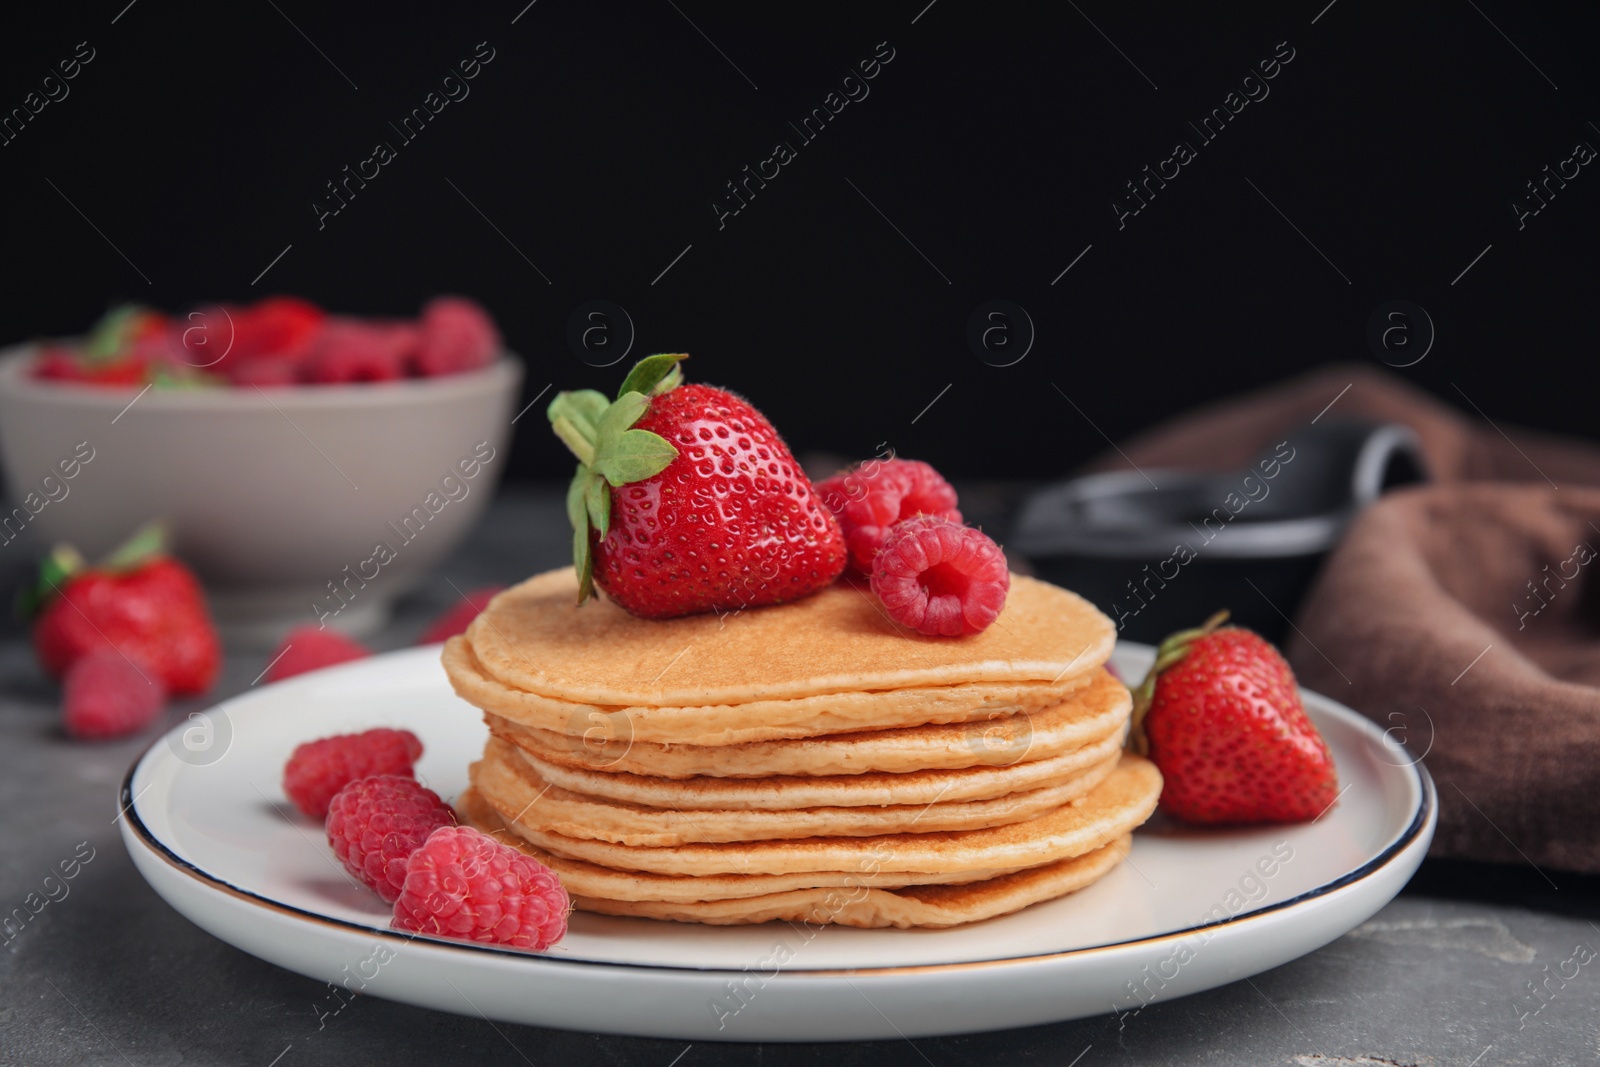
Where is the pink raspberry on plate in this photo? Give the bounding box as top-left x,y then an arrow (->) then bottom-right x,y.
413,297 -> 500,377
871,515 -> 1010,637
817,459 -> 962,574
326,775 -> 455,902
61,649 -> 167,740
393,826 -> 568,951
283,728 -> 424,819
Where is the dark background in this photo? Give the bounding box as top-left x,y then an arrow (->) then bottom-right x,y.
1,0 -> 1596,483
4,8 -> 1600,1061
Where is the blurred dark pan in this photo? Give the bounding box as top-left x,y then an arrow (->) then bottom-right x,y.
1011,421 -> 1428,644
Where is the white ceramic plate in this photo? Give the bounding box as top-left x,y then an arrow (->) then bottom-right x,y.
120,643 -> 1435,1042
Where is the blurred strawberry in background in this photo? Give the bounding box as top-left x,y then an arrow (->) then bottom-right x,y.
33,305 -> 168,386
173,296 -> 326,383
24,524 -> 222,741
29,523 -> 221,698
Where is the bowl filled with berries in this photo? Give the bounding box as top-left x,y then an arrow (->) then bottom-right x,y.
0,296 -> 523,644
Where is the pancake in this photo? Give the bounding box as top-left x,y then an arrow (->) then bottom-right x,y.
457,788 -> 1030,903
445,563 -> 1144,929
573,837 -> 1133,928
478,753 -> 1162,877
486,667 -> 1131,778
499,725 -> 1128,809
446,637 -> 1094,747
473,738 -> 1123,845
466,568 -> 1114,706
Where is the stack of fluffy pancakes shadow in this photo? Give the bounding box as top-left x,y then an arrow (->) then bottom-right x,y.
445,568 -> 1163,930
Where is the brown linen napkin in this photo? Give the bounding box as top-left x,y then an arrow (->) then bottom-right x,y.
1094,362 -> 1600,487
1287,484 -> 1600,873
1102,363 -> 1600,872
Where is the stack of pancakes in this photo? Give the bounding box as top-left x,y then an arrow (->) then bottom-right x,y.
444,567 -> 1162,929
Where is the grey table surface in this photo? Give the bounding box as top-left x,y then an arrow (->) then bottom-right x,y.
2,488 -> 1598,1067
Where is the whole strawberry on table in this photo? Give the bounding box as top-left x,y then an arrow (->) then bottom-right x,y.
27,524 -> 222,740
1128,610 -> 1339,824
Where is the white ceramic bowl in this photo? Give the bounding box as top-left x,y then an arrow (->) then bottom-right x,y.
0,346 -> 523,644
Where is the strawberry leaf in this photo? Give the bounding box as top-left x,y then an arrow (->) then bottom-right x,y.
101,521 -> 168,572
548,390 -> 610,467
597,391 -> 650,440
594,429 -> 677,486
573,523 -> 594,604
551,364 -> 685,604
15,544 -> 86,620
584,473 -> 611,539
551,416 -> 596,466
565,466 -> 590,531
616,353 -> 687,400
82,305 -> 142,362
565,466 -> 596,604
562,389 -> 611,428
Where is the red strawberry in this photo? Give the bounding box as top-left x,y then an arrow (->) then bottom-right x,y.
34,305 -> 166,386
31,525 -> 221,697
235,296 -> 326,362
32,345 -> 98,382
168,297 -> 326,376
547,353 -> 846,618
165,303 -> 240,371
416,586 -> 504,645
1129,612 -> 1338,824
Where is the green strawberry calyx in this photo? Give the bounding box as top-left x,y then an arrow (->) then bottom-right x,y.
17,521 -> 169,620
1126,609 -> 1230,756
81,304 -> 146,363
548,353 -> 687,605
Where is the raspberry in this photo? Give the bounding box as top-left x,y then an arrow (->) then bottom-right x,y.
61,650 -> 167,740
392,826 -> 568,950
871,515 -> 1010,637
263,626 -> 371,683
282,728 -> 424,819
325,775 -> 455,902
415,586 -> 505,645
412,297 -> 500,378
303,319 -> 417,384
817,459 -> 962,574
227,358 -> 299,387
